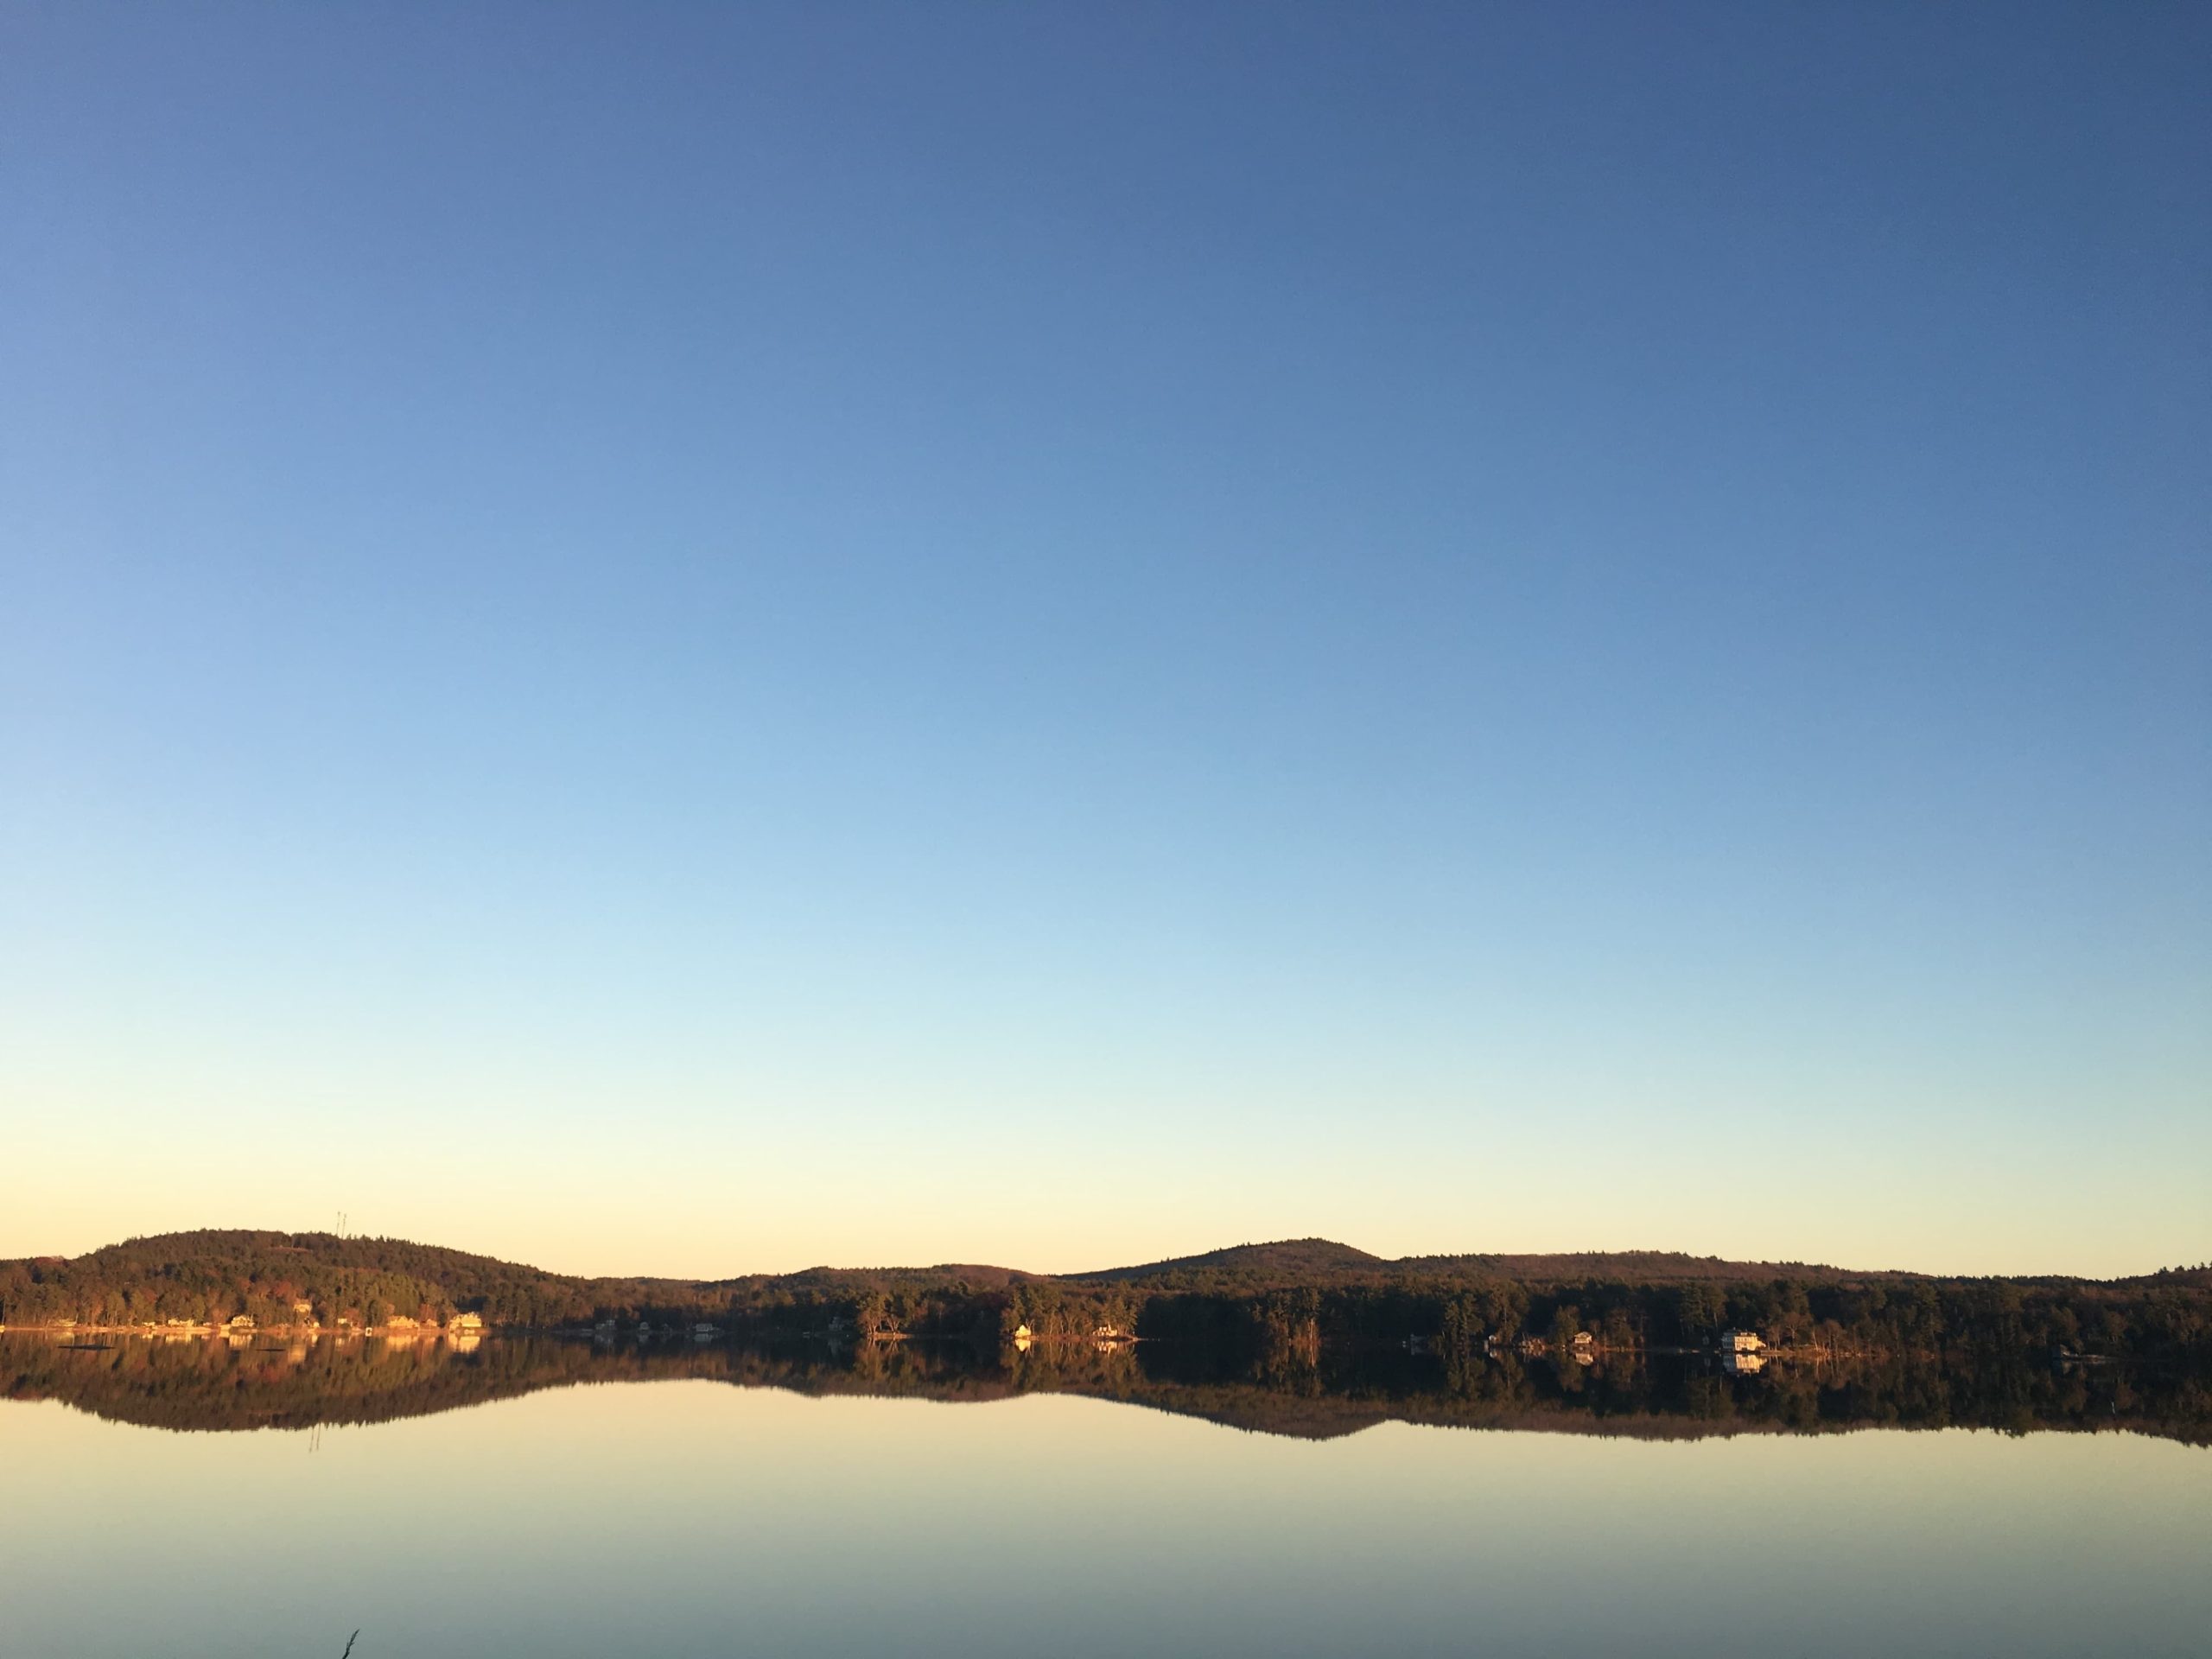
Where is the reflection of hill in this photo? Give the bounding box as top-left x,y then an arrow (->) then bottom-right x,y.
0,1334 -> 735,1433
1064,1345 -> 2212,1446
5,1332 -> 2206,1447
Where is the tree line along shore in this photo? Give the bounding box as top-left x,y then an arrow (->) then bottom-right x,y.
4,1230 -> 2207,1366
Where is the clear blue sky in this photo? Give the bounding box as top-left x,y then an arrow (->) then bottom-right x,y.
3,3 -> 2205,1275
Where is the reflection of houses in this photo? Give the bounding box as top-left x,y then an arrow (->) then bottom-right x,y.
1718,1330 -> 1766,1375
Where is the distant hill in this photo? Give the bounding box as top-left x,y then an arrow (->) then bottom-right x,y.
0,1230 -> 1044,1335
2114,1264 -> 2212,1290
1396,1251 -> 1924,1286
0,1228 -> 657,1331
1074,1238 -> 1387,1284
1072,1239 -> 1921,1288
10,1230 -> 2201,1348
51,1228 -> 588,1292
4,1229 -> 2140,1306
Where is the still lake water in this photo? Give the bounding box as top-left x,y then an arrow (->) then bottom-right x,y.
3,1336 -> 2205,1659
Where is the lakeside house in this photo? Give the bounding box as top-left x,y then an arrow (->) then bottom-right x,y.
1719,1330 -> 1764,1354
448,1312 -> 484,1332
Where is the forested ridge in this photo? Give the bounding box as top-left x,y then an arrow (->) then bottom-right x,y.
4,1230 -> 2209,1364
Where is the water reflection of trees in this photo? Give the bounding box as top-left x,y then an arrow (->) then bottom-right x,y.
3,1332 -> 2204,1446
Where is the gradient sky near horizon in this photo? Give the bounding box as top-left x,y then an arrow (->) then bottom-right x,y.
3,3 -> 2206,1279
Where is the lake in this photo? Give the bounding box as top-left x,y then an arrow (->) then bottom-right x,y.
3,1333 -> 2205,1657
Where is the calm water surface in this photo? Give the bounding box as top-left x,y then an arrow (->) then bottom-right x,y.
3,1337 -> 2204,1658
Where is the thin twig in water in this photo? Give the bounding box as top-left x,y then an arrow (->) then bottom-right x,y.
341,1632 -> 359,1658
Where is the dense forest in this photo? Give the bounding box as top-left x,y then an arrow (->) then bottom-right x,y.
3,1230 -> 2209,1367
